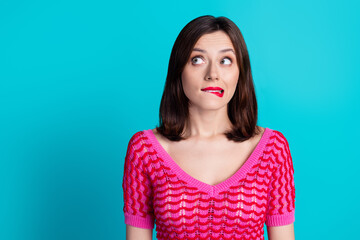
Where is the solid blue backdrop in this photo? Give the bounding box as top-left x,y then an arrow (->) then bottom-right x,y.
1,0 -> 359,239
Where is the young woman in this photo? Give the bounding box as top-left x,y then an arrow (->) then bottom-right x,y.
122,15 -> 295,240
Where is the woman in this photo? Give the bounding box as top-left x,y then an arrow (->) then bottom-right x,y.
122,15 -> 295,240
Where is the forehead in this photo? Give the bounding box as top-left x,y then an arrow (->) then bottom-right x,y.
193,31 -> 234,49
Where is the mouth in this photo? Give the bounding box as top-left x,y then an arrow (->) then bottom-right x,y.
201,87 -> 224,97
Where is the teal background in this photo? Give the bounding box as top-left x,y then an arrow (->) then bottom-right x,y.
1,0 -> 359,239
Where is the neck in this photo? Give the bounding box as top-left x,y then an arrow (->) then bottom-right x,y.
184,105 -> 232,139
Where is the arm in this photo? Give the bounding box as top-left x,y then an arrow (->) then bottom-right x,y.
267,223 -> 295,240
266,131 -> 296,238
122,132 -> 156,239
126,225 -> 153,240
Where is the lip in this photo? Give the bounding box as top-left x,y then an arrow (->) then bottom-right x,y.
201,87 -> 224,97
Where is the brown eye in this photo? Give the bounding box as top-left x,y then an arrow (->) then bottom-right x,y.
221,57 -> 232,65
191,56 -> 205,65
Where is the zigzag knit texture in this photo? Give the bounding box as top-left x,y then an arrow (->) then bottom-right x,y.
122,127 -> 295,240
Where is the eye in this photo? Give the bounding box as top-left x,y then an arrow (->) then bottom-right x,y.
221,57 -> 232,65
191,56 -> 205,65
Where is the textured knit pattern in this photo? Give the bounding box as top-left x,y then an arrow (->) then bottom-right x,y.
122,127 -> 295,240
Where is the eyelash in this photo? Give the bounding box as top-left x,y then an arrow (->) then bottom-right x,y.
190,56 -> 233,65
191,56 -> 204,64
221,57 -> 232,64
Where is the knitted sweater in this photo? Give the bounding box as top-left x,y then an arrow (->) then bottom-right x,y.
122,127 -> 295,240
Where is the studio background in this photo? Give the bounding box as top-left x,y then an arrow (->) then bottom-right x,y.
1,0 -> 359,239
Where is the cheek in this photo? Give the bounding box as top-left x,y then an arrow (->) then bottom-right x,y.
227,68 -> 239,82
226,71 -> 239,97
181,68 -> 200,93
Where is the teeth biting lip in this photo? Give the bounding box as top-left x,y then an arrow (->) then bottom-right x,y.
202,89 -> 224,93
201,87 -> 224,97
201,87 -> 224,93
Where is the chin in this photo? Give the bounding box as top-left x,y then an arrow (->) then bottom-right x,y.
190,102 -> 229,112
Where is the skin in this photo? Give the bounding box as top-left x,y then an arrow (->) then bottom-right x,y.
268,223 -> 295,240
126,31 -> 295,240
181,30 -> 239,136
126,225 -> 153,240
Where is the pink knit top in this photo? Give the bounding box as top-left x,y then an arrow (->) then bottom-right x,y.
122,127 -> 295,239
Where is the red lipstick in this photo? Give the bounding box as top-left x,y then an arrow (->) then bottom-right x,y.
201,87 -> 224,97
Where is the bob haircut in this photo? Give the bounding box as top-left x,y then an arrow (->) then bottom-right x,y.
156,15 -> 260,142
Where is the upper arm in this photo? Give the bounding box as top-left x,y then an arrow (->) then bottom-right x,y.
265,131 -> 296,227
267,223 -> 295,240
122,132 -> 155,232
126,224 -> 153,240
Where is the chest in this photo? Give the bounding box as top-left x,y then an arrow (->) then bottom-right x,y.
164,138 -> 260,186
149,140 -> 272,238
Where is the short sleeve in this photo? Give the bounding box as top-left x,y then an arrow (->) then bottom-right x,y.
122,132 -> 155,229
265,131 -> 295,227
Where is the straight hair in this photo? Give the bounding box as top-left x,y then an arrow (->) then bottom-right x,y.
156,15 -> 260,142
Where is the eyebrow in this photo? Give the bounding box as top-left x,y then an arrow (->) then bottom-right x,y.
192,47 -> 235,54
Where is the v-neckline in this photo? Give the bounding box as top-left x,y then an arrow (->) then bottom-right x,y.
144,127 -> 272,197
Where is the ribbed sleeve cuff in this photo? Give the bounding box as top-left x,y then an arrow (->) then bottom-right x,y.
124,213 -> 154,229
265,210 -> 295,227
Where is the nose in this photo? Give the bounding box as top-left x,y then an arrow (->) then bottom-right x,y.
204,61 -> 219,81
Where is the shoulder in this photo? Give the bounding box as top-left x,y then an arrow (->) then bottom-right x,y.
151,128 -> 171,151
126,130 -> 153,153
267,128 -> 292,161
125,130 -> 154,166
128,130 -> 147,144
267,128 -> 290,147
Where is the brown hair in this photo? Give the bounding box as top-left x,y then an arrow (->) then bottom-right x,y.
156,15 -> 260,142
